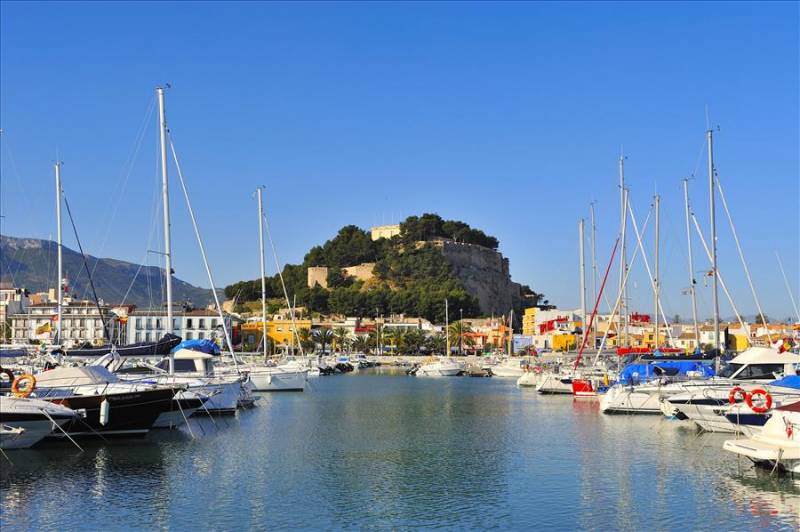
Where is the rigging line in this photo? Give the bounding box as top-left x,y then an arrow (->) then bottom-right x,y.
87,96 -> 157,284
574,236 -> 619,373
168,137 -> 238,368
591,212 -> 651,367
61,191 -> 108,332
691,213 -> 749,339
715,174 -> 771,342
627,201 -> 675,345
120,187 -> 163,307
261,210 -> 306,358
775,251 -> 800,323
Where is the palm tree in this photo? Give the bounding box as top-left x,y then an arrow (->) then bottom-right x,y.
333,327 -> 351,353
297,327 -> 315,353
448,320 -> 475,355
425,333 -> 446,355
382,327 -> 404,353
399,329 -> 426,355
352,334 -> 371,354
313,328 -> 334,355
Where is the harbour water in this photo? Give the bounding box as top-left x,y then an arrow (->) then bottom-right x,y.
2,370 -> 798,530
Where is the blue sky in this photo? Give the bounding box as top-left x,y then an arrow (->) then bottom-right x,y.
1,1 -> 798,321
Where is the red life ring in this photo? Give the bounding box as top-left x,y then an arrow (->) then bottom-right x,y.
746,389 -> 772,413
728,386 -> 747,405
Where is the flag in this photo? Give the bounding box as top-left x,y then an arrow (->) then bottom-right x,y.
118,316 -> 129,324
36,322 -> 52,335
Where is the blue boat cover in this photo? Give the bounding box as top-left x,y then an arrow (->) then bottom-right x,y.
172,339 -> 220,355
618,360 -> 714,385
768,375 -> 800,389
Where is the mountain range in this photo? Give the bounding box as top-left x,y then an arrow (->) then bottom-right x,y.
0,235 -> 215,308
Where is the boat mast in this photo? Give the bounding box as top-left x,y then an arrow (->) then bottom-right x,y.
618,155 -> 628,346
445,298 -> 450,356
683,178 -> 700,347
653,194 -> 660,349
707,129 -> 721,365
590,202 -> 598,310
579,218 -> 587,347
54,161 -> 63,344
257,187 -> 268,361
157,86 -> 174,374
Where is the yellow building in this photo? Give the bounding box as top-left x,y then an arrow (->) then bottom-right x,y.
522,307 -> 537,336
553,333 -> 577,352
727,333 -> 749,352
241,319 -> 312,348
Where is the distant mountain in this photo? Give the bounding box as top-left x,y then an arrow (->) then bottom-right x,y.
0,235 -> 215,308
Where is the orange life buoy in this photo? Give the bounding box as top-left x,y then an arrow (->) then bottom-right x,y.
746,389 -> 772,414
728,386 -> 747,405
11,373 -> 36,398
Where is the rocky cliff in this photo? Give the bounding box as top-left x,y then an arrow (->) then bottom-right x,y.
432,240 -> 521,316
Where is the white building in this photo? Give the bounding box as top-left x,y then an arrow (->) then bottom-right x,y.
127,308 -> 232,344
10,300 -> 112,347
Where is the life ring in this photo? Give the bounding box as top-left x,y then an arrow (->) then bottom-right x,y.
746,389 -> 772,413
11,374 -> 36,398
728,386 -> 747,405
0,367 -> 14,385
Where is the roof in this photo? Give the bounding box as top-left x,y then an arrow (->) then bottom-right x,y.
730,347 -> 800,365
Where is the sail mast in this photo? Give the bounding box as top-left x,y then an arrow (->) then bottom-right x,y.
707,129 -> 721,365
579,218 -> 587,346
590,202 -> 598,310
257,187 -> 268,361
683,179 -> 700,347
157,86 -> 174,374
653,194 -> 660,349
618,155 -> 628,346
54,161 -> 63,344
445,298 -> 450,356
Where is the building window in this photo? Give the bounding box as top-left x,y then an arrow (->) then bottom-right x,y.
199,319 -> 206,330
146,318 -> 152,329
136,318 -> 142,330
156,318 -> 162,329
198,332 -> 205,339
211,319 -> 217,329
172,318 -> 179,331
185,332 -> 193,340
145,332 -> 152,342
187,318 -> 193,329
135,332 -> 142,342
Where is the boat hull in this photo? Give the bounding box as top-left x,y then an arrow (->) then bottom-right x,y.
44,388 -> 177,437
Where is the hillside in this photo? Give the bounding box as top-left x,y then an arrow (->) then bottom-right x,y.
225,214 -> 545,323
0,235 -> 215,308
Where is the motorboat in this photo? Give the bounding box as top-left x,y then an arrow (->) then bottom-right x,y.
223,357 -> 307,392
661,347 -> 800,430
489,358 -> 530,378
0,395 -> 78,449
723,400 -> 800,473
415,358 -> 464,377
599,360 -> 715,414
31,366 -> 181,437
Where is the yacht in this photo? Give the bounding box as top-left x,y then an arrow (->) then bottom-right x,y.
223,358 -> 307,392
31,366 -> 181,437
599,360 -> 715,414
723,400 -> 800,473
489,358 -> 530,378
415,358 -> 464,377
0,395 -> 79,449
661,347 -> 800,431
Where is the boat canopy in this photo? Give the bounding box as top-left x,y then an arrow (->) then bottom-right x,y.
173,348 -> 214,360
171,339 -> 220,355
730,347 -> 800,365
768,375 -> 800,390
35,365 -> 119,386
618,361 -> 714,385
